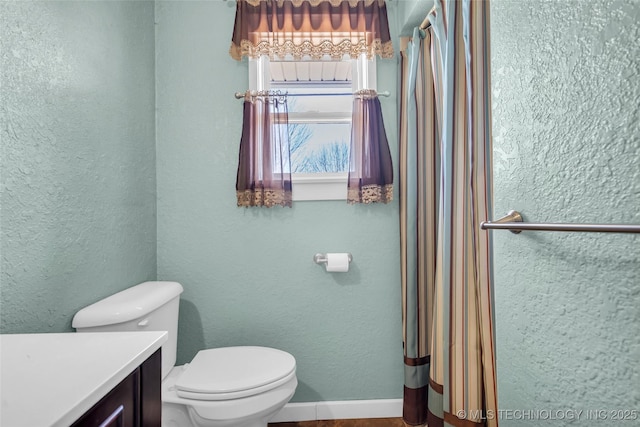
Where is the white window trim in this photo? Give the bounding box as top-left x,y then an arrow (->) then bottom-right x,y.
250,55 -> 375,201
292,172 -> 348,201
287,113 -> 351,124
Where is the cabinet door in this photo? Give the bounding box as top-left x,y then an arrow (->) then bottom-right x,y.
71,349 -> 161,427
71,369 -> 138,427
139,349 -> 162,425
94,404 -> 125,427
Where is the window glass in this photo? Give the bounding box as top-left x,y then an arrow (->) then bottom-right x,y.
271,80 -> 353,174
289,123 -> 351,173
282,85 -> 352,113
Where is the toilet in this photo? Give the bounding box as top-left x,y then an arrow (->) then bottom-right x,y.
72,281 -> 297,427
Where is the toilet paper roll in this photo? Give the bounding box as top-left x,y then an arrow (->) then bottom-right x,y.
325,253 -> 350,272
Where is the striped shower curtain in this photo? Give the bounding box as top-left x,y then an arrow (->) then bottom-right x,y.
399,1 -> 498,426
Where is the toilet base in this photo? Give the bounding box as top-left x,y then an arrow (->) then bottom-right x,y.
187,405 -> 282,427
162,398 -> 289,427
163,402 -> 192,427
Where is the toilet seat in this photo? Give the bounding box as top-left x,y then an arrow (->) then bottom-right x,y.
174,346 -> 296,401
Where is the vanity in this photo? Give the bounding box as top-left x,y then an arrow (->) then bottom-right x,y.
0,331 -> 167,427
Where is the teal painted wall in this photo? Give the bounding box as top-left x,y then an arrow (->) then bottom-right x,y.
155,1 -> 404,402
0,1 -> 157,333
396,0 -> 432,36
4,0 -> 638,413
491,0 -> 640,423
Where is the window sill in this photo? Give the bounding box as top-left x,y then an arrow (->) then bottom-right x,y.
292,173 -> 347,201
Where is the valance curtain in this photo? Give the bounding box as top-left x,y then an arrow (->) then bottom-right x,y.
229,0 -> 394,60
236,92 -> 292,207
348,90 -> 393,204
399,0 -> 498,426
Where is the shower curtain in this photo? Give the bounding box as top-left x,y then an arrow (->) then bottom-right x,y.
399,1 -> 498,426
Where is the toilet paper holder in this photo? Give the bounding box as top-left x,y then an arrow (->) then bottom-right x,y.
313,253 -> 353,265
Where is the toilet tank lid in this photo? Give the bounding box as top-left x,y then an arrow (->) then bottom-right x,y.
72,281 -> 184,329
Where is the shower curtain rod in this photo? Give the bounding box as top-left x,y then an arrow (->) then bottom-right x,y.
419,5 -> 437,30
481,210 -> 640,234
419,18 -> 431,30
234,90 -> 390,99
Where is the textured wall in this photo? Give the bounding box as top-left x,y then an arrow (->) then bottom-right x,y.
155,0 -> 403,402
491,0 -> 640,424
1,1 -> 157,333
396,0 -> 432,36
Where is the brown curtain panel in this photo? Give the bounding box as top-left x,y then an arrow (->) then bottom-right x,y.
236,92 -> 292,207
229,0 -> 394,60
347,91 -> 393,204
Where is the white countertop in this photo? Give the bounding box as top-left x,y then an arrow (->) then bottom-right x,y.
0,331 -> 167,427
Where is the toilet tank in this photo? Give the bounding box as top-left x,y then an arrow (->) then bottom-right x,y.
72,281 -> 184,379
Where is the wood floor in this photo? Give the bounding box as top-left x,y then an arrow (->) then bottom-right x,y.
269,418 -> 408,427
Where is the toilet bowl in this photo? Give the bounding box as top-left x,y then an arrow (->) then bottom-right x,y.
72,281 -> 297,427
164,346 -> 297,427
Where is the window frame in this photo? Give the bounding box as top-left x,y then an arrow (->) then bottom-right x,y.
249,55 -> 376,201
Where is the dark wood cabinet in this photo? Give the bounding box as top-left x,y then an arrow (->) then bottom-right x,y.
71,349 -> 161,427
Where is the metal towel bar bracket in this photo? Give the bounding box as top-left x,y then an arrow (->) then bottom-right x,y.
481,210 -> 640,234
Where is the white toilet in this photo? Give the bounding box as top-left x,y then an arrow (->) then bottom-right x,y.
72,281 -> 297,427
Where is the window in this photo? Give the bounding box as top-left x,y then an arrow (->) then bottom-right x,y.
249,55 -> 376,201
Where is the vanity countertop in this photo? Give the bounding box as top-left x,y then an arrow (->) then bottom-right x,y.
0,331 -> 167,427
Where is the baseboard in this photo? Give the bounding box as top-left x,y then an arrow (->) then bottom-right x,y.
270,399 -> 403,422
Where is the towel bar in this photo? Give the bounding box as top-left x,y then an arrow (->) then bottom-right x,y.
481,210 -> 640,234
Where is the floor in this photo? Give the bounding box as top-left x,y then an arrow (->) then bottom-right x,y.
269,418 -> 408,427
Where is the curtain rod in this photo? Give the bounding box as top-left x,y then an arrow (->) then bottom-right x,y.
481,210 -> 640,234
419,5 -> 437,30
234,90 -> 390,99
419,15 -> 431,30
